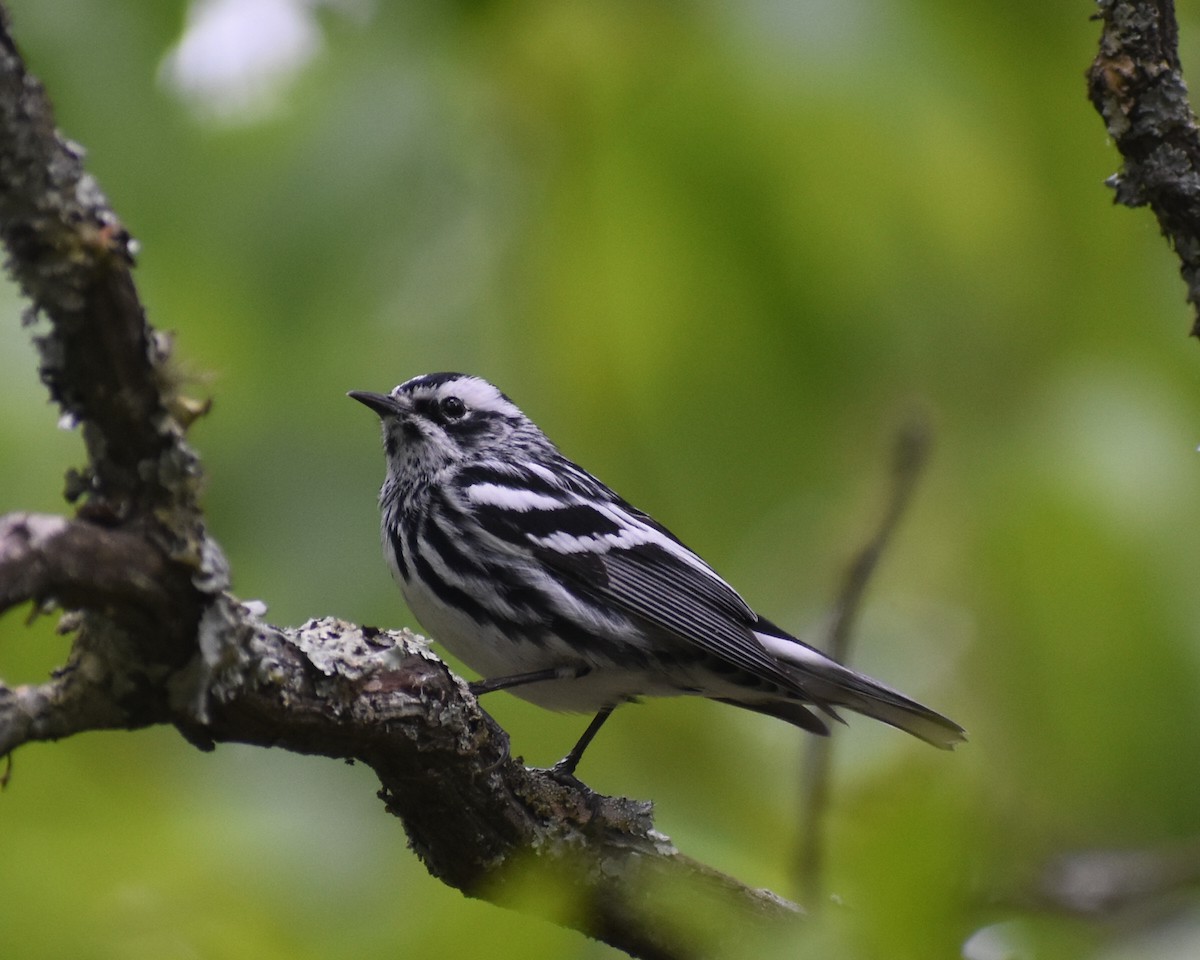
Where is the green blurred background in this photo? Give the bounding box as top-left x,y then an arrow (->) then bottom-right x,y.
3,0 -> 1200,957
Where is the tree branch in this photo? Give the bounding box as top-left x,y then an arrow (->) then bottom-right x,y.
1087,0 -> 1200,335
0,512 -> 174,624
0,525 -> 799,956
0,6 -> 800,957
795,419 -> 932,905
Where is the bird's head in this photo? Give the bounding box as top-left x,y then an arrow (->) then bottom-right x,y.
350,372 -> 551,478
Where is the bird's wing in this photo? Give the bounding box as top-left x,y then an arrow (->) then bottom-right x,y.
461,462 -> 806,691
562,535 -> 806,691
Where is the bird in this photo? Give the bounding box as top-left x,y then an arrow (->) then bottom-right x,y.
350,372 -> 964,776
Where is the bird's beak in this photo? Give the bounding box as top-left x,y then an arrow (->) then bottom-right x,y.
348,390 -> 403,418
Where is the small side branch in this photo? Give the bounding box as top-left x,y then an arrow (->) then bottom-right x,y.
825,420 -> 932,665
0,512 -> 173,624
796,419 -> 933,904
1087,0 -> 1200,334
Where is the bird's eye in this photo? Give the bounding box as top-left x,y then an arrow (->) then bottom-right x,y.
440,396 -> 466,420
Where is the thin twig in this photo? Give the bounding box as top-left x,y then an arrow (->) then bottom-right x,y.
795,417 -> 933,905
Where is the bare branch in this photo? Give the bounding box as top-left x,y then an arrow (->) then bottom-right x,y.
0,663 -> 143,758
0,5 -> 176,509
0,512 -> 174,624
1087,0 -> 1200,335
0,614 -> 802,957
796,418 -> 932,905
824,419 -> 933,665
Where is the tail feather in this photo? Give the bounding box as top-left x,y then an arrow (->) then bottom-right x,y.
753,628 -> 966,749
822,670 -> 966,749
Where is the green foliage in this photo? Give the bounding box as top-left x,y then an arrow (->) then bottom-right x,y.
4,0 -> 1200,956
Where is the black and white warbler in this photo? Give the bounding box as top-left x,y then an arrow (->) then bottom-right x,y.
350,372 -> 964,775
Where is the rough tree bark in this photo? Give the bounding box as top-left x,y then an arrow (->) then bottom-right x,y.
0,7 -> 798,960
1088,0 -> 1200,334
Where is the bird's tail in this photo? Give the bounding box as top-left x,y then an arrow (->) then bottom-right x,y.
753,629 -> 966,749
817,666 -> 965,749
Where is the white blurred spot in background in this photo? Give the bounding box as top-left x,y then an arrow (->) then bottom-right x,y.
159,0 -> 372,124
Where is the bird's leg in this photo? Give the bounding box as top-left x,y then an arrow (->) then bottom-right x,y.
468,664 -> 591,697
550,705 -> 615,779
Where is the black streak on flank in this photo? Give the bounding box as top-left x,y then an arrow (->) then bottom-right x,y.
410,544 -> 494,627
423,495 -> 489,575
388,525 -> 409,579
